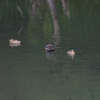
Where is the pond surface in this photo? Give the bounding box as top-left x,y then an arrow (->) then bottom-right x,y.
0,0 -> 100,100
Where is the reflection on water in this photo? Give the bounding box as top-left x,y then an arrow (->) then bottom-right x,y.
17,5 -> 24,19
45,51 -> 54,59
47,0 -> 60,49
62,0 -> 70,19
9,43 -> 21,47
67,53 -> 75,60
0,0 -> 100,100
18,21 -> 23,35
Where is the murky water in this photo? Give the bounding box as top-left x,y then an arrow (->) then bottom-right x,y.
0,0 -> 100,100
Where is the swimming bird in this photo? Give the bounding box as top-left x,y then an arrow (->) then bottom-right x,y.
45,44 -> 54,51
9,39 -> 21,44
67,49 -> 75,55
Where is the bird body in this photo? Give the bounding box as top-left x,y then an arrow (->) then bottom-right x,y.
67,49 -> 75,55
45,44 -> 54,51
9,39 -> 21,44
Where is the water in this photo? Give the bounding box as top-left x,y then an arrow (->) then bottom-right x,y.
0,0 -> 100,100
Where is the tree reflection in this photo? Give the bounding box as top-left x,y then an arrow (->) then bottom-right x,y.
18,21 -> 23,35
61,0 -> 70,19
29,0 -> 40,19
0,0 -> 99,55
47,0 -> 60,47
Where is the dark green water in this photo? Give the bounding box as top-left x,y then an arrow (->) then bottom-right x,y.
0,0 -> 100,100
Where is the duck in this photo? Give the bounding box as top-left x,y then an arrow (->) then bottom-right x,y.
9,39 -> 21,44
67,49 -> 75,55
45,44 -> 54,51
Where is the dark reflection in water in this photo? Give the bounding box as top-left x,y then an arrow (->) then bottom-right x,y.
45,51 -> 54,59
0,0 -> 100,100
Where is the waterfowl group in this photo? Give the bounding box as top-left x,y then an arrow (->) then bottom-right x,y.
9,39 -> 75,58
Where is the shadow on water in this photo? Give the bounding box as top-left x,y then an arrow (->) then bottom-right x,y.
0,0 -> 100,100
